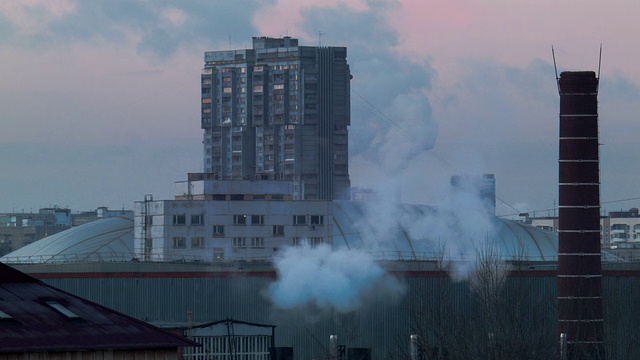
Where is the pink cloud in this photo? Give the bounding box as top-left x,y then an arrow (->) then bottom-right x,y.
0,0 -> 76,36
389,1 -> 640,74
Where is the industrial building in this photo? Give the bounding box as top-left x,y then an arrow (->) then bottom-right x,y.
0,262 -> 196,359
1,171 -> 575,359
201,36 -> 351,200
3,242 -> 640,360
2,184 -> 639,359
3,38 -> 639,359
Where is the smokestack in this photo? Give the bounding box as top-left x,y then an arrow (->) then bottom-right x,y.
557,71 -> 604,358
330,335 -> 338,360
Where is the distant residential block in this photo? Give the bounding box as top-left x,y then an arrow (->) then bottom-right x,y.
201,36 -> 351,200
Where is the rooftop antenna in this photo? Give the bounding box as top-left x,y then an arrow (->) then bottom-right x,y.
317,30 -> 324,46
552,45 -> 560,94
228,34 -> 232,47
597,44 -> 602,91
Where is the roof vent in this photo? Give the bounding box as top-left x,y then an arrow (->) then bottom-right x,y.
45,301 -> 80,319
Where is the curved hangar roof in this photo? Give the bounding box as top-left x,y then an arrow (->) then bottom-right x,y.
331,200 -> 559,262
1,217 -> 134,264
2,203 -> 563,264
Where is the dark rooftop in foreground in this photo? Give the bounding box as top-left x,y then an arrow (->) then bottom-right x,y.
0,262 -> 197,353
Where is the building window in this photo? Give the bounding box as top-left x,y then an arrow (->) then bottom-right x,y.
254,85 -> 263,92
251,237 -> 264,248
251,215 -> 264,225
234,214 -> 247,225
310,237 -> 323,247
293,215 -> 306,226
273,225 -> 284,237
191,214 -> 204,226
213,225 -> 225,237
173,214 -> 186,225
293,237 -> 303,247
310,215 -> 324,225
191,237 -> 204,248
213,247 -> 225,260
233,237 -> 246,248
173,237 -> 187,248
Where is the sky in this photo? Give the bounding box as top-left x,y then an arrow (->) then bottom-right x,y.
2,0 -> 640,217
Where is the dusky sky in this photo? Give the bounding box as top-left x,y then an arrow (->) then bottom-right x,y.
2,0 -> 640,217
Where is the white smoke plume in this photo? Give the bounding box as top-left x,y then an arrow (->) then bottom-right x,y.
268,243 -> 403,312
267,3 -> 497,312
351,174 -> 499,281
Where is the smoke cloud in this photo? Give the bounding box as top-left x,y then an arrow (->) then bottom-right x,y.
353,174 -> 498,280
268,243 -> 403,312
267,3 -> 494,311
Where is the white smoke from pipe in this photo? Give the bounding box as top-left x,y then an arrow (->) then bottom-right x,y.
268,243 -> 403,312
353,173 -> 498,281
265,3 -> 497,312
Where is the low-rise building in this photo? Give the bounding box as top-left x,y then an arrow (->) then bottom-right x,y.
1,207 -> 133,256
135,175 -> 332,262
527,207 -> 640,251
0,208 -> 71,256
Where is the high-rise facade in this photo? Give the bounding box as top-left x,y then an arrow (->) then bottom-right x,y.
201,37 -> 351,200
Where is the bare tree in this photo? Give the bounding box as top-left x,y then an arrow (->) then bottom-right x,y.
388,240 -> 556,360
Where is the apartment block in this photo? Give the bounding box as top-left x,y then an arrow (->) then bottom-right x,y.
201,36 -> 351,200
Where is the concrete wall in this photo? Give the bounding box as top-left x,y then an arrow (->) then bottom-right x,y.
134,199 -> 333,262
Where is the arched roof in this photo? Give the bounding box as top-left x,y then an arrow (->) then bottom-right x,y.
331,200 -> 560,261
1,202 -> 589,264
1,217 -> 134,264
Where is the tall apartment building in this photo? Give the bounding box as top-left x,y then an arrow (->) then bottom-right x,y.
201,36 -> 351,200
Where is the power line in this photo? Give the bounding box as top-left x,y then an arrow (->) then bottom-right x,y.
497,196 -> 640,218
351,89 -> 450,167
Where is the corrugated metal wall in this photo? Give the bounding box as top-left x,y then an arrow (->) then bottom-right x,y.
40,271 -> 640,360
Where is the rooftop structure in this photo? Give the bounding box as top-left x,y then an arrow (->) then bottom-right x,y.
0,262 -> 196,356
3,197 -> 566,264
201,36 -> 351,200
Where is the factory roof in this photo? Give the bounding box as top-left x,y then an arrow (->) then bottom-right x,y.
1,217 -> 134,264
0,262 -> 197,352
0,201 -> 583,264
332,200 -> 561,262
